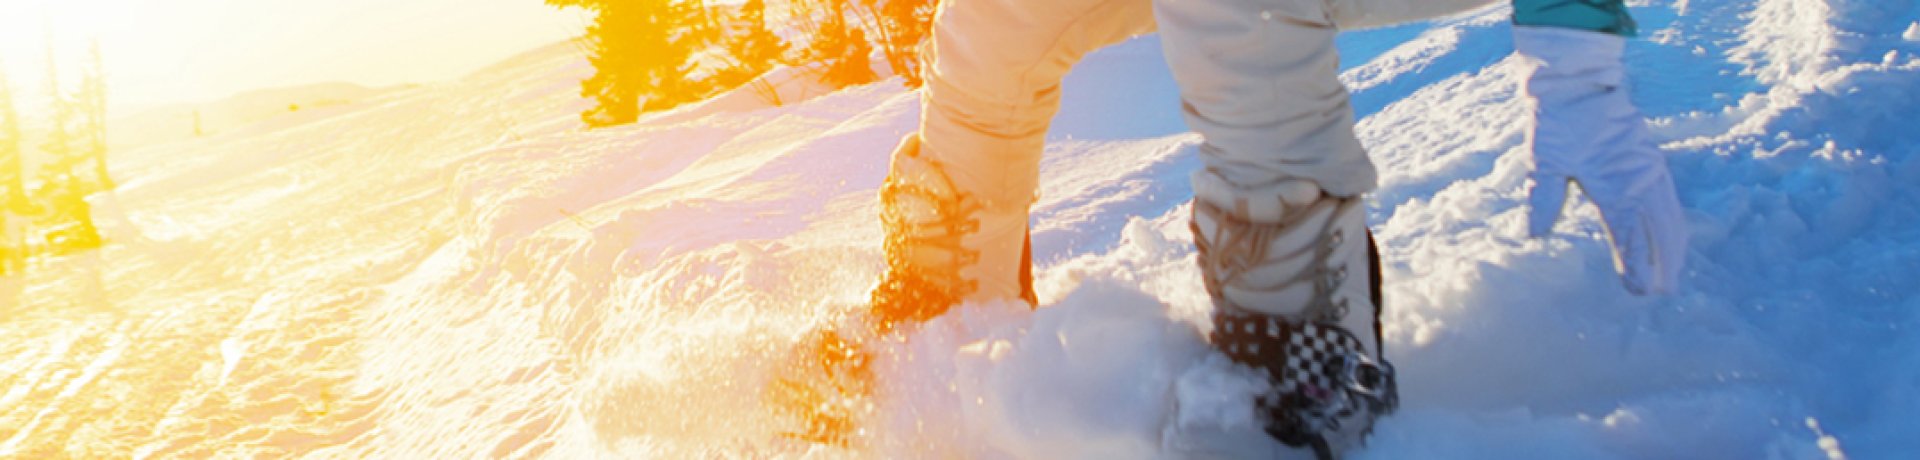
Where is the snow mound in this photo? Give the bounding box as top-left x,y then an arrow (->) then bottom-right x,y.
11,0 -> 1914,458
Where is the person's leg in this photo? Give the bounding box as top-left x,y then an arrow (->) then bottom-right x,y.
1516,26 -> 1685,295
1153,0 -> 1396,454
870,0 -> 1157,325
1157,0 -> 1374,346
780,0 -> 1157,444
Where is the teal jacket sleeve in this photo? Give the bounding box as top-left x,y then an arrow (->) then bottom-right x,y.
1511,0 -> 1636,36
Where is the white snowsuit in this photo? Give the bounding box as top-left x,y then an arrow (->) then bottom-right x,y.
890,0 -> 1496,308
873,0 -> 1493,455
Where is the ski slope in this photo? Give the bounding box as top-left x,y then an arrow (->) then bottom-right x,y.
2,0 -> 1917,458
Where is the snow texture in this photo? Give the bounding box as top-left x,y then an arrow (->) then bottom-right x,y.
2,0 -> 1916,458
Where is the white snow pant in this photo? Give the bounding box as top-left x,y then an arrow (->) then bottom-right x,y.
895,0 -> 1496,304
1515,26 -> 1686,295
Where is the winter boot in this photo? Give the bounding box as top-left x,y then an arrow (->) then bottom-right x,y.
868,133 -> 1038,327
1189,172 -> 1397,458
771,134 -> 1037,445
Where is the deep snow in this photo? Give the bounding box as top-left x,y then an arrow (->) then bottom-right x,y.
1,0 -> 1917,458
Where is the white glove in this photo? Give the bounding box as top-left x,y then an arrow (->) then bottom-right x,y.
1516,26 -> 1686,295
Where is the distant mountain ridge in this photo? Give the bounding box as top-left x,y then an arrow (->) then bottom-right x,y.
105,81 -> 399,153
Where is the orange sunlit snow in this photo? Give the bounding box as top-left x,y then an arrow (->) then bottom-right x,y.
2,0 -> 1915,458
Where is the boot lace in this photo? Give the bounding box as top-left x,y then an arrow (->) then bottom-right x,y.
868,155 -> 984,328
1191,195 -> 1355,323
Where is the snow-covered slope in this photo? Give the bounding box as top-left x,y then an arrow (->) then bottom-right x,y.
1,0 -> 1916,458
105,81 -> 403,153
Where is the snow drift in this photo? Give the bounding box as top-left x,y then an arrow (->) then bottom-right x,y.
1,0 -> 1916,458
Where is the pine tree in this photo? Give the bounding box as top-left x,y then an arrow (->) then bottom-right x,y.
714,0 -> 791,89
865,0 -> 934,87
0,62 -> 28,274
37,43 -> 102,253
549,0 -> 717,127
40,44 -> 78,181
78,41 -> 111,191
0,65 -> 25,212
735,0 -> 789,70
805,0 -> 878,88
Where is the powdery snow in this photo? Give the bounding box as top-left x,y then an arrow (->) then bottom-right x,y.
0,0 -> 1916,458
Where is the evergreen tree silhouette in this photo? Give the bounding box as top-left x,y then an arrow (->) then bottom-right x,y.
804,1 -> 878,88
0,62 -> 28,274
40,44 -> 78,181
37,43 -> 103,253
866,0 -> 934,87
549,0 -> 716,127
78,41 -> 112,191
714,0 -> 790,89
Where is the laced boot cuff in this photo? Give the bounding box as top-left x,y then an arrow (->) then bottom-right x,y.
1189,193 -> 1358,323
868,134 -> 1034,326
870,135 -> 981,326
1189,171 -> 1393,455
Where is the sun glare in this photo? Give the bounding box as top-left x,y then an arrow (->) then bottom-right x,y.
0,0 -> 579,116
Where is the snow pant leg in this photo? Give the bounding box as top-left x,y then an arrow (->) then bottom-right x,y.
1153,0 -> 1374,198
898,0 -> 1157,303
1518,27 -> 1627,223
1516,26 -> 1686,294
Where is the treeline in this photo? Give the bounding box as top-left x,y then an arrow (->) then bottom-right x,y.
547,0 -> 936,127
1,42 -> 114,276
